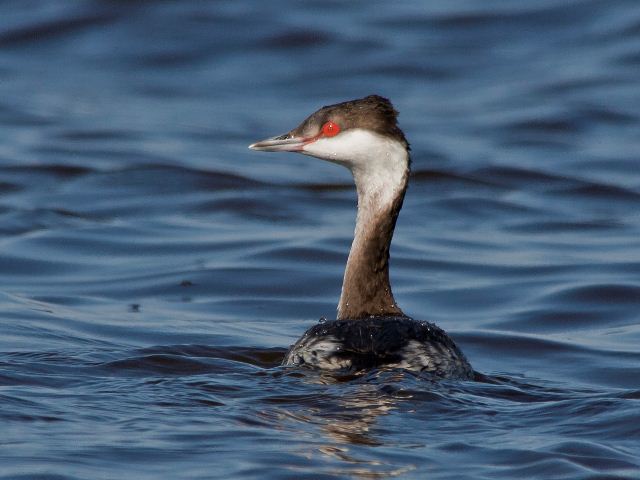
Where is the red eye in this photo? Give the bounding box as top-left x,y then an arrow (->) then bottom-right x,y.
321,121 -> 341,137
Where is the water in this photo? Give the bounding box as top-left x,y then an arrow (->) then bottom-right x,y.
1,1 -> 639,478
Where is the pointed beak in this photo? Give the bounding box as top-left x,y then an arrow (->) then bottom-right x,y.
248,133 -> 307,152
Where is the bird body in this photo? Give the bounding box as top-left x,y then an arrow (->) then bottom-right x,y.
282,316 -> 473,379
250,95 -> 473,379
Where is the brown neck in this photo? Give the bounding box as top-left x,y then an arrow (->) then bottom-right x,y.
337,168 -> 408,320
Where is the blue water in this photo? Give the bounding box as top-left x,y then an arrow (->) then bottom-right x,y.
1,1 -> 640,478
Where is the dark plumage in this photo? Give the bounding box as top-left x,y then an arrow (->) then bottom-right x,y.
283,316 -> 474,379
290,95 -> 410,151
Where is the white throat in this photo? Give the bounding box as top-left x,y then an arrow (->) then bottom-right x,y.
302,128 -> 409,209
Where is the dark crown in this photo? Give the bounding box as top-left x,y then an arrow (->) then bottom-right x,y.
292,95 -> 410,150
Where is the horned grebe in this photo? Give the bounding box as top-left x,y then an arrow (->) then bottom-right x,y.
249,95 -> 473,379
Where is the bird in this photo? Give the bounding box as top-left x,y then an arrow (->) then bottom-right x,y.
249,95 -> 473,379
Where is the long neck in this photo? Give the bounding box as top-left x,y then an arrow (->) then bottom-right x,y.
337,145 -> 409,320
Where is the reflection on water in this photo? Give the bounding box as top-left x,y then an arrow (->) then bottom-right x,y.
1,0 -> 640,478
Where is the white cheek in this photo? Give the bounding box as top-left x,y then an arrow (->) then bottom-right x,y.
302,129 -> 370,166
302,129 -> 409,207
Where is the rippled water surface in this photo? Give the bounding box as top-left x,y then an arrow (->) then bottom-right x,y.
1,1 -> 640,478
